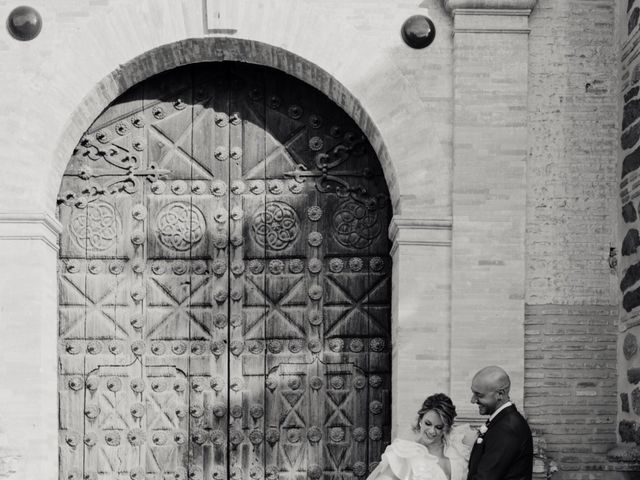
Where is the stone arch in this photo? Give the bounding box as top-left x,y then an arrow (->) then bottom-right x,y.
35,0 -> 453,218
51,37 -> 407,216
29,5 -> 455,474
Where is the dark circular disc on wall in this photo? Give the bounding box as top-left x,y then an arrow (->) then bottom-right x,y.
401,15 -> 436,49
6,5 -> 42,41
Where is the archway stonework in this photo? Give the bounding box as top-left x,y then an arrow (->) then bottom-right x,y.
42,16 -> 456,433
0,7 -> 455,471
49,38 -> 402,217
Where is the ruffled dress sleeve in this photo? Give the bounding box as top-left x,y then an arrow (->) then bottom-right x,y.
367,439 -> 448,480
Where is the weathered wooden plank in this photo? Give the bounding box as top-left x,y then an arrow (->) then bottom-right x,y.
229,63 -> 265,480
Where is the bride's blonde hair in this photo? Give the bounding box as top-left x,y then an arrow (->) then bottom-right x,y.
412,393 -> 457,435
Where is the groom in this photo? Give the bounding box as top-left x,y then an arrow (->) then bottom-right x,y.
467,366 -> 533,480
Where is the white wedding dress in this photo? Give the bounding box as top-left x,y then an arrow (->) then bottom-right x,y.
366,425 -> 473,480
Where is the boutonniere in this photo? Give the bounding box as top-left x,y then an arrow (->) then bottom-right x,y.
476,424 -> 488,444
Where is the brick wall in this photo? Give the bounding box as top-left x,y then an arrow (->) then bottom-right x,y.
525,306 -> 618,477
527,0 -> 618,306
526,0 -> 620,478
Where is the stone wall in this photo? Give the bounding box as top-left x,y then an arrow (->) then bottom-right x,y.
615,0 -> 640,470
448,3 -> 531,419
526,0 -> 620,478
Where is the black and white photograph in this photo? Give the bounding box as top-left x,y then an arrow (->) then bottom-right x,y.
0,1 -> 630,479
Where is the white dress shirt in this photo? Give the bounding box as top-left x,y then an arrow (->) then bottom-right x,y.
488,401 -> 513,423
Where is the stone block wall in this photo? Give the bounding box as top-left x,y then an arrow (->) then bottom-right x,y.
449,5 -> 530,419
616,0 -> 640,469
527,0 -> 619,307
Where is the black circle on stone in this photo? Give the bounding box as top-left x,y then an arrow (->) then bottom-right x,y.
7,6 -> 42,41
401,15 -> 436,49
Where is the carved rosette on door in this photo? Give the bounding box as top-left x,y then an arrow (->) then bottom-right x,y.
58,63 -> 391,480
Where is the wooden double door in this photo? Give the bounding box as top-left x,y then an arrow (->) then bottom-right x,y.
58,63 -> 391,480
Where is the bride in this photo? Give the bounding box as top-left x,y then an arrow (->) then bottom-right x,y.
367,393 -> 476,480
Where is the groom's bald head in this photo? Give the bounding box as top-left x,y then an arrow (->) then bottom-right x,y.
470,366 -> 511,415
473,366 -> 511,394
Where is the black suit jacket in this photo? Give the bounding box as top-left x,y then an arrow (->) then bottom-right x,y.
467,405 -> 533,480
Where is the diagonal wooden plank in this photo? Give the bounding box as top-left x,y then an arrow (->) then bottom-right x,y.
243,276 -> 306,338
325,390 -> 353,427
242,126 -> 306,180
323,275 -> 390,337
326,443 -> 349,471
148,100 -> 214,179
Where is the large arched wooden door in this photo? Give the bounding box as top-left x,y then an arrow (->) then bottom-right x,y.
58,63 -> 391,480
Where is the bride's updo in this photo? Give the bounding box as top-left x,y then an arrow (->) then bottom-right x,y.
412,393 -> 457,434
